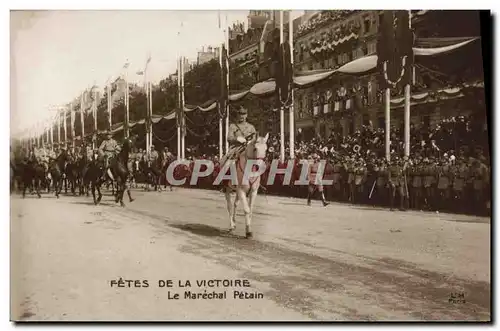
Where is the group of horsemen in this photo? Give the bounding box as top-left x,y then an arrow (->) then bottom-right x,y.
31,131 -> 174,178
24,106 -> 490,216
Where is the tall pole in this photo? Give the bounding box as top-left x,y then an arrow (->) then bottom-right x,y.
71,102 -> 76,152
279,10 -> 285,162
224,14 -> 229,156
49,116 -> 53,150
149,80 -> 153,151
108,83 -> 112,130
92,90 -> 97,150
80,92 -> 85,145
288,10 -> 295,160
93,90 -> 97,134
181,56 -> 186,160
124,62 -> 130,138
145,66 -> 150,153
385,87 -> 391,161
177,57 -> 181,161
57,111 -> 61,145
218,46 -> 223,159
404,10 -> 412,157
63,107 -> 67,148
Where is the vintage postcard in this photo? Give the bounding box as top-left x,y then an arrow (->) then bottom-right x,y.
10,9 -> 491,321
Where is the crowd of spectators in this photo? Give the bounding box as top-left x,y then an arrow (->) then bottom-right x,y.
156,114 -> 490,216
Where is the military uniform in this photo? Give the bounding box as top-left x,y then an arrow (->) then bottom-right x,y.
220,108 -> 256,167
99,133 -> 120,168
353,160 -> 367,204
374,161 -> 388,206
422,160 -> 436,211
410,160 -> 423,210
437,162 -> 452,211
307,155 -> 329,207
387,160 -> 405,210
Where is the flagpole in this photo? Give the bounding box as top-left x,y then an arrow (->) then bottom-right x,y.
145,63 -> 149,153
92,90 -> 97,150
80,91 -> 85,146
181,56 -> 186,160
177,56 -> 181,161
108,82 -> 112,130
149,80 -> 153,150
218,45 -> 223,159
63,106 -> 67,148
404,10 -> 412,157
224,13 -> 229,156
125,61 -> 130,139
279,10 -> 285,163
57,111 -> 61,145
288,10 -> 295,160
71,102 -> 76,152
49,115 -> 53,150
45,125 -> 48,147
385,83 -> 391,161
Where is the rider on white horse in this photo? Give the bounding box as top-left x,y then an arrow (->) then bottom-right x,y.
220,106 -> 257,167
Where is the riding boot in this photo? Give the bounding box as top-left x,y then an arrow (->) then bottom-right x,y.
307,191 -> 312,206
320,192 -> 329,207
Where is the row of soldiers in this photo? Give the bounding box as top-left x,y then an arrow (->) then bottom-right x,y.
289,150 -> 490,216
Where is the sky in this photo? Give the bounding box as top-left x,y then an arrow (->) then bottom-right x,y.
10,10 -> 258,137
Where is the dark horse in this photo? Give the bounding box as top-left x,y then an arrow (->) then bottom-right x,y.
21,152 -> 45,199
86,150 -> 104,205
109,137 -> 135,206
64,154 -> 80,196
48,150 -> 69,198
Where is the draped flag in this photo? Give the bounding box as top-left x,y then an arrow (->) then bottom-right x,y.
377,10 -> 414,89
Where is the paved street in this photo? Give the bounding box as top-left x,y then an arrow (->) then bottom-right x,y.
10,187 -> 491,321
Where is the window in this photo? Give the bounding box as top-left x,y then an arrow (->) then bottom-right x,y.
324,59 -> 329,68
352,50 -> 358,61
367,41 -> 376,55
337,54 -> 343,64
309,63 -> 313,70
364,18 -> 371,34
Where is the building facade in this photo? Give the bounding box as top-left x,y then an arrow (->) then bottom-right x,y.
292,10 -> 485,141
197,46 -> 218,66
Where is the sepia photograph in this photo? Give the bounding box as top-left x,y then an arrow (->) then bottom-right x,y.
9,8 -> 491,322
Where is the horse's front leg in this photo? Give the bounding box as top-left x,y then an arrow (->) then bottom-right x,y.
22,179 -> 27,198
126,180 -> 134,202
91,182 -> 98,205
118,180 -> 126,207
237,188 -> 252,238
247,186 -> 259,228
156,173 -> 162,192
224,187 -> 236,231
35,178 -> 42,198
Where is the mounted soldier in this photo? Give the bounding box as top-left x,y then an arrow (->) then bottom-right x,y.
98,130 -> 120,180
219,106 -> 257,168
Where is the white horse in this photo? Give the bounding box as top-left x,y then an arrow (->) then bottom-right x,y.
223,133 -> 269,238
